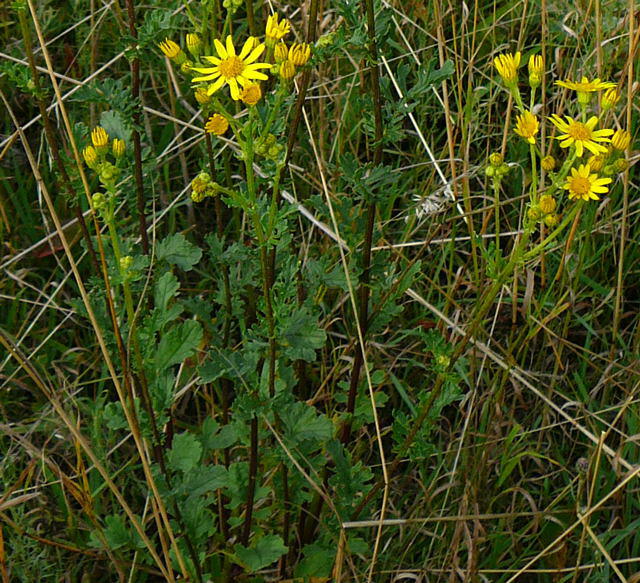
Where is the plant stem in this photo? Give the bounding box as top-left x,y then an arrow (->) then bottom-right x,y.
124,0 -> 149,255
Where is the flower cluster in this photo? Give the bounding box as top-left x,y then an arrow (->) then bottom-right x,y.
83,126 -> 126,188
190,171 -> 221,203
491,49 -> 632,215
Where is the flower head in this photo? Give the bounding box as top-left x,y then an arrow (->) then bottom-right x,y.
541,155 -> 556,171
83,145 -> 98,168
555,76 -> 616,93
289,43 -> 311,66
194,87 -> 211,105
239,83 -> 262,106
279,60 -> 296,80
528,54 -> 543,88
587,154 -> 605,172
159,39 -> 185,64
274,42 -> 288,63
494,51 -> 521,85
602,88 -> 620,111
91,126 -> 109,148
192,35 -> 270,100
562,164 -> 612,201
555,76 -> 616,105
538,195 -> 556,214
265,14 -> 290,43
549,114 -> 614,157
514,111 -> 539,143
186,33 -> 202,57
205,114 -> 229,136
611,129 -> 631,151
112,138 -> 126,158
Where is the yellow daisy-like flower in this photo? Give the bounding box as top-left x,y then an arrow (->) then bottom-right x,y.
555,76 -> 616,93
563,164 -> 612,201
205,114 -> 229,136
493,51 -> 521,85
265,14 -> 290,42
549,114 -> 613,157
514,111 -> 539,143
192,36 -> 271,100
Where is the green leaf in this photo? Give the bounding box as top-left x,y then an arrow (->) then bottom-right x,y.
233,535 -> 288,573
200,417 -> 238,450
175,465 -> 228,497
281,308 -> 326,362
100,110 -> 130,142
102,514 -> 130,549
280,402 -> 333,446
154,272 -> 180,311
167,432 -> 202,473
155,320 -> 202,371
157,233 -> 202,271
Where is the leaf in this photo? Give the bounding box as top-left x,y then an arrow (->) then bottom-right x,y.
233,535 -> 288,573
154,272 -> 180,311
155,320 -> 202,371
281,308 -> 326,362
200,417 -> 238,450
156,233 -> 202,271
99,110 -> 129,142
102,514 -> 130,549
174,465 -> 228,497
167,432 -> 202,473
280,402 -> 333,446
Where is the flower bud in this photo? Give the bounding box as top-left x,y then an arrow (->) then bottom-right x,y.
205,113 -> 229,136
180,60 -> 193,74
186,33 -> 202,57
485,165 -> 496,177
541,155 -> 556,171
544,213 -> 560,227
527,206 -> 542,221
279,60 -> 296,80
83,145 -> 98,168
288,43 -> 311,66
195,87 -> 211,105
112,138 -> 125,159
601,88 -> 620,111
158,39 -> 186,64
239,83 -> 262,106
119,255 -> 134,271
611,129 -> 631,151
613,158 -> 629,173
91,192 -> 106,210
587,155 -> 605,172
99,162 -> 119,185
488,152 -> 503,166
91,126 -> 109,152
496,163 -> 510,176
528,54 -> 543,89
538,195 -> 556,214
274,43 -> 288,63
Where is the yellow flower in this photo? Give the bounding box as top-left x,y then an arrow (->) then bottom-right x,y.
192,35 -> 271,100
555,76 -> 616,93
274,42 -> 288,63
541,155 -> 556,171
562,163 -> 612,201
91,126 -> 109,148
611,129 -> 631,151
549,114 -> 613,157
493,51 -> 521,85
186,33 -> 202,57
587,154 -> 605,172
288,43 -> 311,66
538,195 -> 556,214
239,83 -> 262,106
194,87 -> 211,105
158,39 -> 185,64
555,76 -> 616,105
265,14 -> 290,42
279,60 -> 296,80
112,138 -> 125,158
514,111 -> 539,143
205,114 -> 229,136
528,54 -> 543,88
83,145 -> 98,167
544,213 -> 560,227
602,88 -> 620,110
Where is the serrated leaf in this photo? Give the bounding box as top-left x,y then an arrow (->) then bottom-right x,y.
280,402 -> 333,446
167,432 -> 202,473
103,514 -> 130,549
155,320 -> 202,371
154,272 -> 180,310
281,308 -> 326,362
234,535 -> 288,573
100,110 -> 129,142
156,233 -> 202,271
175,465 -> 228,497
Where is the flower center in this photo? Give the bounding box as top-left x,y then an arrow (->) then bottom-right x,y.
570,176 -> 591,195
567,122 -> 592,141
219,56 -> 245,79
